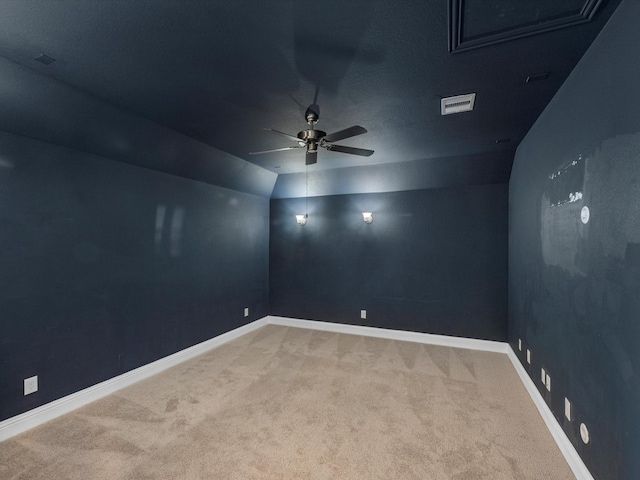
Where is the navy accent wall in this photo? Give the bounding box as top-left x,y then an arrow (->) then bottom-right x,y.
0,131 -> 269,422
509,2 -> 640,478
270,185 -> 508,341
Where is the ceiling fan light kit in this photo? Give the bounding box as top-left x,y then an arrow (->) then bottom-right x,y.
250,106 -> 374,166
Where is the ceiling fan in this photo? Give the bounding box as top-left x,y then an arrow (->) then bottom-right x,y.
249,106 -> 374,165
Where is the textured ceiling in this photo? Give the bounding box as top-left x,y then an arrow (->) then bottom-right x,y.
0,0 -> 622,197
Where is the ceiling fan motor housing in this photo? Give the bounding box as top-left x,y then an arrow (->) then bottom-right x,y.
297,129 -> 326,142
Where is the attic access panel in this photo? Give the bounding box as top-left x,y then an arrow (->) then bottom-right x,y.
448,0 -> 604,53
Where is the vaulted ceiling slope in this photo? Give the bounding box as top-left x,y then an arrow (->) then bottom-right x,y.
0,0 -> 621,198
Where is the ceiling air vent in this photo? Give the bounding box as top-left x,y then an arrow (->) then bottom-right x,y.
441,93 -> 476,115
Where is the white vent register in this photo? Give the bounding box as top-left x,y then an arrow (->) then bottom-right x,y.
441,93 -> 476,115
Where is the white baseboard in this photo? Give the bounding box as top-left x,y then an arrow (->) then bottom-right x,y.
0,317 -> 268,442
270,316 -> 592,479
0,315 -> 594,480
507,347 -> 592,480
266,316 -> 509,353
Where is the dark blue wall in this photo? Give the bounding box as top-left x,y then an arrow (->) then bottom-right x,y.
0,131 -> 269,422
270,185 -> 508,341
509,2 -> 640,478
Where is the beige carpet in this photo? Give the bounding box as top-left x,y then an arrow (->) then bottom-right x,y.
0,325 -> 574,479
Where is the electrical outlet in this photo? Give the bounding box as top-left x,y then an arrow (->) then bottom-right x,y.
244,307 -> 249,317
541,368 -> 546,384
526,349 -> 531,364
518,339 -> 522,351
360,310 -> 366,319
24,375 -> 38,396
565,398 -> 571,420
545,373 -> 551,392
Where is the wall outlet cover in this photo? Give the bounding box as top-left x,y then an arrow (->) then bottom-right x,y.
545,374 -> 551,391
526,349 -> 531,364
360,310 -> 367,319
565,398 -> 571,420
244,307 -> 249,317
24,375 -> 38,396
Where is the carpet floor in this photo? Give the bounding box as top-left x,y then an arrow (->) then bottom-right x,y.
0,324 -> 575,479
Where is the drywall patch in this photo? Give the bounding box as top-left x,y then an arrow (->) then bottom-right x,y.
585,133 -> 640,261
547,157 -> 584,207
541,156 -> 587,276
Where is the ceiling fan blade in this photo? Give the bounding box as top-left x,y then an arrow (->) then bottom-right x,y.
249,146 -> 303,155
323,125 -> 367,143
264,128 -> 302,143
325,144 -> 374,157
305,151 -> 318,165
